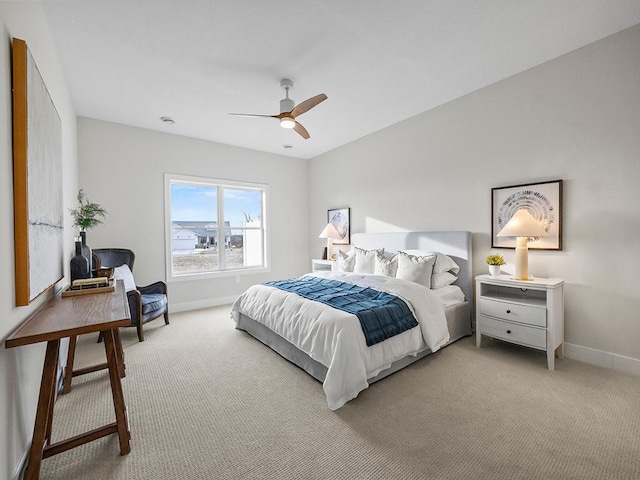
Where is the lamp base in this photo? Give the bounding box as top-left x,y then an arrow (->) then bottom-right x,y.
514,237 -> 529,281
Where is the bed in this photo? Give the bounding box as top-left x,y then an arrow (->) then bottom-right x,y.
231,231 -> 473,410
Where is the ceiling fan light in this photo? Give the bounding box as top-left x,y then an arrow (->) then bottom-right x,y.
280,117 -> 296,129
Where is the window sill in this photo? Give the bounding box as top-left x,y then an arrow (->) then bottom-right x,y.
168,266 -> 270,283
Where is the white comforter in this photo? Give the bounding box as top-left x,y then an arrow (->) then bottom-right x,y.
230,272 -> 450,410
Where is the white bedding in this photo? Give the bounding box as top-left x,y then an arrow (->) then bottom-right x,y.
433,285 -> 465,308
230,272 -> 450,410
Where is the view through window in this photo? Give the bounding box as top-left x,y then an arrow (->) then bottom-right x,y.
166,175 -> 267,278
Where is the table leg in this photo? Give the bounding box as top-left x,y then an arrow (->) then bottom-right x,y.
113,328 -> 126,378
102,329 -> 131,454
24,339 -> 60,480
62,335 -> 77,394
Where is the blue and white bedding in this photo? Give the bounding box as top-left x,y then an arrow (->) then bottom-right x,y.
230,271 -> 450,410
264,275 -> 419,346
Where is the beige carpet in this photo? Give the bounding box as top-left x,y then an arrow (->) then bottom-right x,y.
38,306 -> 640,480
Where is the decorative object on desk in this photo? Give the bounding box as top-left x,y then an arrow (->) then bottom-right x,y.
492,180 -> 562,250
80,230 -> 93,273
497,208 -> 548,280
69,189 -> 108,273
70,236 -> 90,283
319,222 -> 341,260
12,38 -> 64,306
96,267 -> 115,278
328,207 -> 350,245
486,254 -> 505,276
62,277 -> 115,297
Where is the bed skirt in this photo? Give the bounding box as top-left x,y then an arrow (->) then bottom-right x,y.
235,301 -> 472,385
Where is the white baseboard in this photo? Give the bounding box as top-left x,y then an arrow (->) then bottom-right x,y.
170,295 -> 238,313
564,342 -> 640,376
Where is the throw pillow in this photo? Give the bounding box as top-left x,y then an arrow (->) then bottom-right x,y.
113,264 -> 136,292
337,249 -> 356,272
395,251 -> 436,288
353,247 -> 384,274
374,252 -> 398,277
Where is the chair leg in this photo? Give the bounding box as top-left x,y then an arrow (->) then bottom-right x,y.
164,311 -> 170,325
136,322 -> 144,342
97,331 -> 104,343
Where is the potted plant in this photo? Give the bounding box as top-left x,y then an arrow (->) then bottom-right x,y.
69,189 -> 108,231
486,254 -> 505,276
69,189 -> 108,272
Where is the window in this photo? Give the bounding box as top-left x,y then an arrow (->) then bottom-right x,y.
164,174 -> 269,280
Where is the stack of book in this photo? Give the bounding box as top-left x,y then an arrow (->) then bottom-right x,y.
62,277 -> 115,297
69,277 -> 110,290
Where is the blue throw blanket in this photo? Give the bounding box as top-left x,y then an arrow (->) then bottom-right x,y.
265,276 -> 418,347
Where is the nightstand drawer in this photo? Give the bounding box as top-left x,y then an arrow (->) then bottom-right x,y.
479,315 -> 546,349
479,298 -> 546,327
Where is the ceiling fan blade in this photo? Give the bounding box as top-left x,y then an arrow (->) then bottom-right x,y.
290,93 -> 327,118
228,113 -> 278,118
293,122 -> 310,139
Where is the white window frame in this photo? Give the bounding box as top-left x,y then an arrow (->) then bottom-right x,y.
164,173 -> 270,282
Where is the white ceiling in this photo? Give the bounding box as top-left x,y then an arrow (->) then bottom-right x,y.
41,0 -> 640,159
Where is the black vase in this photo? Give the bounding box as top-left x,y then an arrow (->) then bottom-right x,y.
70,239 -> 90,283
80,230 -> 93,274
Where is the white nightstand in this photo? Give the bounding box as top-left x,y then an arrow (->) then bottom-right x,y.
311,259 -> 335,273
475,274 -> 564,370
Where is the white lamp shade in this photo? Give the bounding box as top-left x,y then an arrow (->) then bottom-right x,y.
319,223 -> 340,239
497,208 -> 547,238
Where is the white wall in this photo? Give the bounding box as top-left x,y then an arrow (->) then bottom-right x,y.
309,25 -> 640,372
77,117 -> 309,311
0,3 -> 78,478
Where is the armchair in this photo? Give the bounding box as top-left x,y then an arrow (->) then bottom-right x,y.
94,248 -> 169,342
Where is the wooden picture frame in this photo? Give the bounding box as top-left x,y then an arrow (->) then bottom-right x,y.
491,180 -> 563,250
13,38 -> 64,306
328,207 -> 350,245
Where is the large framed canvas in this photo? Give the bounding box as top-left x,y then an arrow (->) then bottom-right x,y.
328,207 -> 350,245
491,180 -> 563,250
13,38 -> 64,306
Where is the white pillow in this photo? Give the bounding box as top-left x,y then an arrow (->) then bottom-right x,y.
336,250 -> 355,272
113,264 -> 136,292
400,250 -> 460,274
353,247 -> 384,274
431,271 -> 458,289
395,251 -> 436,288
374,253 -> 397,277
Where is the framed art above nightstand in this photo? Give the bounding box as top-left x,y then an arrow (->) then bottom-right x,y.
475,274 -> 564,370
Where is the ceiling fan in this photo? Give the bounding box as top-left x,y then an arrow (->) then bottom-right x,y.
229,79 -> 327,139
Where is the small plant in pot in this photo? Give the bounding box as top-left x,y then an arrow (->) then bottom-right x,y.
69,189 -> 108,232
486,254 -> 505,276
68,189 -> 108,273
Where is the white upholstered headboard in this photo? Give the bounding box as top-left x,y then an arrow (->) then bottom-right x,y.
351,231 -> 473,302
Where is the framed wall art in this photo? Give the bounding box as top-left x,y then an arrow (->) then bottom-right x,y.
328,207 -> 350,245
491,180 -> 563,250
13,38 -> 64,306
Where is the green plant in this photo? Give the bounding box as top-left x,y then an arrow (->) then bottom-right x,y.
486,254 -> 506,266
69,189 -> 108,231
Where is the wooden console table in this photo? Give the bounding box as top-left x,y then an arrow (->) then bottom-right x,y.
5,280 -> 132,480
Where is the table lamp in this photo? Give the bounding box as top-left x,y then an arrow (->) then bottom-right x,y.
319,223 -> 341,260
496,208 -> 548,280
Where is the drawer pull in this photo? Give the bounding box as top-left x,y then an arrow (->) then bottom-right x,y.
506,309 -> 511,314
506,330 -> 512,334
